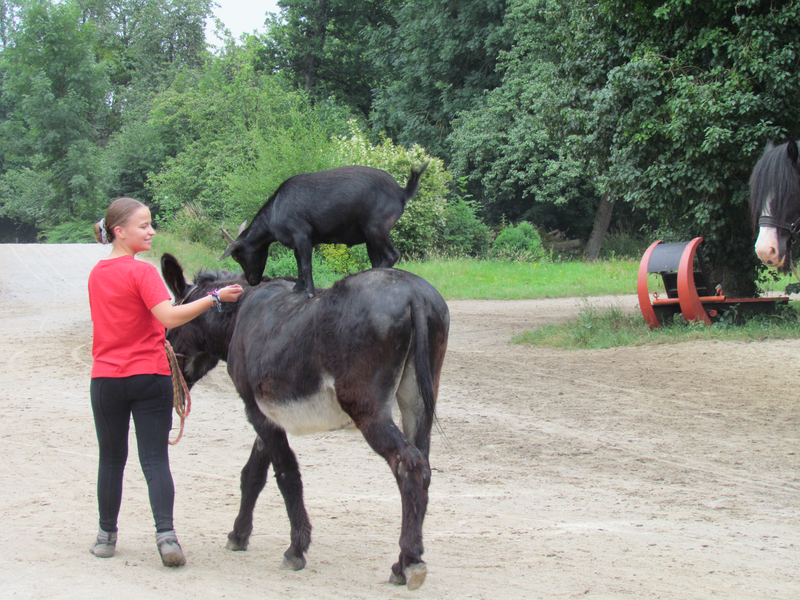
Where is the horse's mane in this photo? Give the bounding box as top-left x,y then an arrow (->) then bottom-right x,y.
749,140 -> 800,229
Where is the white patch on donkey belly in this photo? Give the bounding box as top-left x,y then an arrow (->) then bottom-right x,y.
256,374 -> 352,436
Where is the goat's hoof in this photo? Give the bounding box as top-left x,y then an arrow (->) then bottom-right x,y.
389,562 -> 427,590
281,548 -> 306,571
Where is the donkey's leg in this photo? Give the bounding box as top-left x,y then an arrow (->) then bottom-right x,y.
246,405 -> 312,570
227,435 -> 270,551
352,406 -> 430,590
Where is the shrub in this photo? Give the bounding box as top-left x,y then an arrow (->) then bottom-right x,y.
439,177 -> 492,257
319,244 -> 370,275
491,221 -> 546,261
39,220 -> 97,243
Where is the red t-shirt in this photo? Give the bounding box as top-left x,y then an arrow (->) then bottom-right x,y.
88,255 -> 172,378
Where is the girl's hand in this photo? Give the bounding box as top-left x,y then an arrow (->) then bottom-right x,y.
218,284 -> 244,303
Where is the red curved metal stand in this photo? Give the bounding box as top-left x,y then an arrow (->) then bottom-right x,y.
637,240 -> 662,329
677,237 -> 711,325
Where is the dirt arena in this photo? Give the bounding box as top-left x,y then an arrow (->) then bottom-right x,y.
1,244 -> 798,599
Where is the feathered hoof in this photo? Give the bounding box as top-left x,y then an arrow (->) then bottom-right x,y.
281,548 -> 306,571
389,562 -> 427,590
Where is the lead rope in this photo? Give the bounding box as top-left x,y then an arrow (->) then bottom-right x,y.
165,340 -> 191,445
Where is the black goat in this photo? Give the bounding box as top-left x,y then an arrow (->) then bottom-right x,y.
221,163 -> 428,296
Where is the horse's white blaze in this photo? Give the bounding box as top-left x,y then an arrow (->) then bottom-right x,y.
755,226 -> 783,266
256,373 -> 352,436
755,202 -> 784,267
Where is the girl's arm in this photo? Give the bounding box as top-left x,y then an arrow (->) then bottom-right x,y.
150,284 -> 244,329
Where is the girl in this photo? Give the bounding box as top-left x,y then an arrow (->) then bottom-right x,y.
88,197 -> 243,566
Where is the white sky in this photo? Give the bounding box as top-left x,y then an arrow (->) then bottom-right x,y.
206,0 -> 282,46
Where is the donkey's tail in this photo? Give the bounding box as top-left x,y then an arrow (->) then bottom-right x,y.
410,291 -> 448,437
403,161 -> 430,205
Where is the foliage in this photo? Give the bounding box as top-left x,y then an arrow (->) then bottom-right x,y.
0,165 -> 52,227
439,178 -> 492,257
448,0 -> 600,233
1,0 -> 111,220
369,0 -> 510,160
491,221 -> 546,261
332,122 -> 451,257
552,0 -> 800,296
257,0 -> 397,116
39,219 -> 97,243
319,244 -> 370,275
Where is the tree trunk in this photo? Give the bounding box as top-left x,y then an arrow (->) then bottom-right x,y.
584,193 -> 614,261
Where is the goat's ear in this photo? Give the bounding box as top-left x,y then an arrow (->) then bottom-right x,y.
161,253 -> 188,299
219,241 -> 238,261
788,139 -> 799,164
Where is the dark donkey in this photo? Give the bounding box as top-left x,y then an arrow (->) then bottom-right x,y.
221,163 -> 428,296
160,253 -> 449,590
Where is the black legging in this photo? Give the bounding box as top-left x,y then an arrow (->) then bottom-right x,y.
90,374 -> 175,533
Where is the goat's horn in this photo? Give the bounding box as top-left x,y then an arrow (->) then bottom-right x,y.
238,220 -> 247,235
221,227 -> 235,244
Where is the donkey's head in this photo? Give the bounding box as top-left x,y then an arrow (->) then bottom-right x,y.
751,140 -> 800,268
161,253 -> 245,388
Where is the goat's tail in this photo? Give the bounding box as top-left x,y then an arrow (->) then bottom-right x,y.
404,161 -> 430,204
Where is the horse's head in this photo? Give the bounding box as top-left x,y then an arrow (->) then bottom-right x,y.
161,253 -> 246,388
750,139 -> 800,268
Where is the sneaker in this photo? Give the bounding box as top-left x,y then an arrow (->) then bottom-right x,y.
90,528 -> 117,558
156,530 -> 186,567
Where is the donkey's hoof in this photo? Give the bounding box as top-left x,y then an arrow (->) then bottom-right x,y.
281,549 -> 306,571
389,562 -> 427,590
404,562 -> 427,590
225,533 -> 248,551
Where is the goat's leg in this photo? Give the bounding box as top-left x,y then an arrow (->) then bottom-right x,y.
227,435 -> 270,551
365,237 -> 400,268
246,405 -> 312,570
357,412 -> 430,590
292,237 -> 315,297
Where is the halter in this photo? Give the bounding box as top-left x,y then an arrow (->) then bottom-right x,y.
758,215 -> 800,236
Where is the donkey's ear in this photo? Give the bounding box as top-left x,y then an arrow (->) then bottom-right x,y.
161,253 -> 188,300
788,139 -> 799,164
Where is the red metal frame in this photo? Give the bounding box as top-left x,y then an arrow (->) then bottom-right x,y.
638,237 -> 788,328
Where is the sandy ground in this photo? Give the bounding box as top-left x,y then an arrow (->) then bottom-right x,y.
1,243 -> 798,600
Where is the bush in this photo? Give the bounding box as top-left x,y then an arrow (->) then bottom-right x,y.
165,203 -> 221,246
319,244 -> 370,275
39,220 -> 97,243
491,221 -> 546,261
438,177 -> 491,257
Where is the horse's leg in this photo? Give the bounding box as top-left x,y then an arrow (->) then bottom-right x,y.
343,393 -> 430,590
245,404 -> 312,570
227,435 -> 270,551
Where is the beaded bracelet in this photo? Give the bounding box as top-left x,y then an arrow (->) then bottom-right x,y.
207,289 -> 222,312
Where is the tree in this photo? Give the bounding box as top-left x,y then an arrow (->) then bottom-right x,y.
447,0 -> 600,239
554,0 -> 800,293
257,0 -> 397,117
1,0 -> 111,221
369,0 -> 510,160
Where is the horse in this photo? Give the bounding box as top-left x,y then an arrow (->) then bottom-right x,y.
750,139 -> 800,267
160,253 -> 449,590
220,163 -> 428,297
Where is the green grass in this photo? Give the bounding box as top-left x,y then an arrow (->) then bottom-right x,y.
513,299 -> 800,350
397,257 -> 649,300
